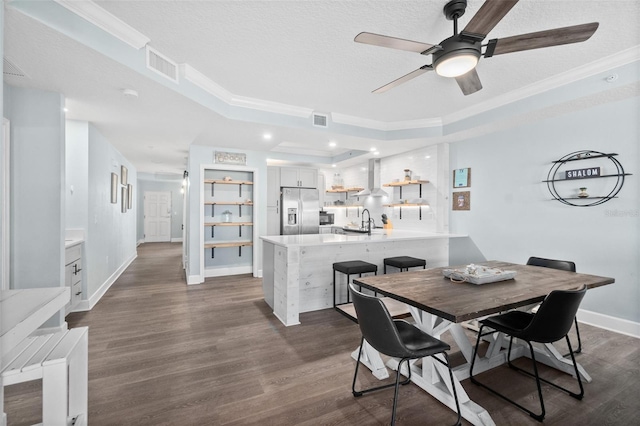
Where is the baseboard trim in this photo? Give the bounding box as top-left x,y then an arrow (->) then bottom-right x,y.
77,251 -> 137,311
171,237 -> 183,243
204,266 -> 252,278
578,308 -> 640,339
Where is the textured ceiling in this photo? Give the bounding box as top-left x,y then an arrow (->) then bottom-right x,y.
4,0 -> 640,175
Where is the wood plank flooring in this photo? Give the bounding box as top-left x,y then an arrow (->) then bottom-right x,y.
4,242 -> 639,425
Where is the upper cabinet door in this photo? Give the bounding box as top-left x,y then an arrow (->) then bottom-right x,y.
279,167 -> 317,188
280,167 -> 300,187
297,168 -> 317,188
267,167 -> 280,208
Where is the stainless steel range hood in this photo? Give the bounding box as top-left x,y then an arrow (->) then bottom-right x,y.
357,159 -> 389,197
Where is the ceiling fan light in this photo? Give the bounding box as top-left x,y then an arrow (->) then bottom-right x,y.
435,52 -> 479,77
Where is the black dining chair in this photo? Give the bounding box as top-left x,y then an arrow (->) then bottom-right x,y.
526,256 -> 582,353
470,285 -> 587,422
349,284 -> 461,426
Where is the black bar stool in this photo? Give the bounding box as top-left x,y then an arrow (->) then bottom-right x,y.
383,256 -> 426,273
333,260 -> 377,310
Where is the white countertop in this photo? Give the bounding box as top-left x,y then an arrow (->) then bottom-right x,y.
261,230 -> 466,247
65,237 -> 84,249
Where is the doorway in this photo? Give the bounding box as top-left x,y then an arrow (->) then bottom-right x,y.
144,191 -> 172,242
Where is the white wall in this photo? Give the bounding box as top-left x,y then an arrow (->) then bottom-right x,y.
449,95 -> 640,325
319,144 -> 446,232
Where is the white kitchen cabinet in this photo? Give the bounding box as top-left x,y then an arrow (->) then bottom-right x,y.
64,243 -> 83,315
280,167 -> 317,188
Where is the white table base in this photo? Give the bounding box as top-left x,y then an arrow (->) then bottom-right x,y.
352,305 -> 591,426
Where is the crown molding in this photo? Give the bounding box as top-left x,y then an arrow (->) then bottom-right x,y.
331,113 -> 442,131
181,64 -> 313,118
55,0 -> 150,49
443,45 -> 640,126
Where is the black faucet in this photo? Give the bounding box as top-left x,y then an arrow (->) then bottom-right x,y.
361,208 -> 372,235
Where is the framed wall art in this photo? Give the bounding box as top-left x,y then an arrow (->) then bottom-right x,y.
452,191 -> 470,211
127,184 -> 133,209
121,186 -> 128,213
121,165 -> 128,185
453,168 -> 471,188
111,173 -> 118,203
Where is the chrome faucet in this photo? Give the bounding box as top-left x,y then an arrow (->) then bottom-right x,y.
361,208 -> 372,235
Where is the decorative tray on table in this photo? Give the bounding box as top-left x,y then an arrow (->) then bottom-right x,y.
443,264 -> 517,285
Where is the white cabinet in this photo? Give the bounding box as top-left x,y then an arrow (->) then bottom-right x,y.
280,167 -> 317,188
64,244 -> 83,315
267,167 -> 281,235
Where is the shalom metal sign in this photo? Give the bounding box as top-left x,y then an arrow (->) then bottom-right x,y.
565,167 -> 600,180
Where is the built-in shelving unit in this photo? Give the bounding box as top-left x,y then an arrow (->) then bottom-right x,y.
545,151 -> 630,207
383,180 -> 429,219
203,170 -> 255,277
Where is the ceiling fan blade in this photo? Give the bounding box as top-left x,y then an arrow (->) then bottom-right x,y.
355,32 -> 437,54
461,0 -> 519,40
488,22 -> 599,56
372,65 -> 433,94
455,68 -> 483,96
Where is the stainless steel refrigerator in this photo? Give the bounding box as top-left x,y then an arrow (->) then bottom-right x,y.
281,187 -> 319,235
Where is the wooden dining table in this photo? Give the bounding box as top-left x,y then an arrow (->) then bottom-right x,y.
352,261 -> 615,426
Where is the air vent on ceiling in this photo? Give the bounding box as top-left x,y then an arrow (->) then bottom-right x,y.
146,46 -> 178,83
312,113 -> 328,128
3,57 -> 26,78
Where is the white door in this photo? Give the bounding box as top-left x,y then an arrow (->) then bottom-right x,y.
144,191 -> 172,242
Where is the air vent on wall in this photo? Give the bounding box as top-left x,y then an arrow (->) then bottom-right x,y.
312,113 -> 328,128
146,46 -> 178,83
3,57 -> 26,78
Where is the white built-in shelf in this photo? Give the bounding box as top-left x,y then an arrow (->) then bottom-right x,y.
325,187 -> 364,193
383,180 -> 429,187
204,179 -> 253,185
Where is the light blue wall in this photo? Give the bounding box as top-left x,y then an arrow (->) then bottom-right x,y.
4,84 -> 66,328
86,125 -> 137,300
137,174 -> 184,242
66,120 -> 89,230
449,95 -> 640,323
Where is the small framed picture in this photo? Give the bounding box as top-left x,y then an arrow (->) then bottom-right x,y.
127,184 -> 133,209
110,173 -> 118,203
452,191 -> 470,211
121,165 -> 128,185
121,187 -> 128,213
453,168 -> 471,188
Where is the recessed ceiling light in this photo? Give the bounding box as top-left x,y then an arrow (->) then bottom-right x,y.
329,141 -> 337,147
331,164 -> 337,168
122,88 -> 138,98
425,155 -> 431,159
370,147 -> 377,152
373,151 -> 380,156
263,133 -> 272,140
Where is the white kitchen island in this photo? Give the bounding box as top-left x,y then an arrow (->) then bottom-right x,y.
261,230 -> 465,326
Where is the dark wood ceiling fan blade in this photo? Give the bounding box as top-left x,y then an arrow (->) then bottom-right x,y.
372,65 -> 433,93
355,32 -> 437,53
462,0 -> 519,40
455,68 -> 483,96
489,22 -> 599,56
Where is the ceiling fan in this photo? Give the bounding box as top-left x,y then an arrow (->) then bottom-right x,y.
355,0 -> 599,96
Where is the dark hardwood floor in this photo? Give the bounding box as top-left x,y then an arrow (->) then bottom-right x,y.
5,242 -> 639,425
